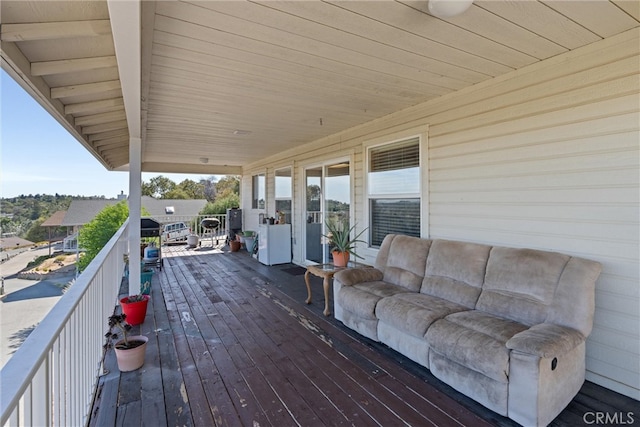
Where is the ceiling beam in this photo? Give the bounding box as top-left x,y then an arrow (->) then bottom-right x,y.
74,110 -> 126,127
82,120 -> 128,135
142,162 -> 243,175
89,128 -> 129,143
93,137 -> 129,149
64,98 -> 124,115
51,80 -> 121,99
31,56 -> 117,76
1,20 -> 111,42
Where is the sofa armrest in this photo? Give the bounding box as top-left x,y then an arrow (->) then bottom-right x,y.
506,323 -> 586,358
334,268 -> 383,286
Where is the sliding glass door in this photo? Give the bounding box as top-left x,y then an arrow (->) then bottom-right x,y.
305,160 -> 350,264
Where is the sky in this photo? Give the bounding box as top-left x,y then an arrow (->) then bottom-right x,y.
1,69 -> 209,199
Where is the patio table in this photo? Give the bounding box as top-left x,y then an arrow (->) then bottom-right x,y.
304,262 -> 370,316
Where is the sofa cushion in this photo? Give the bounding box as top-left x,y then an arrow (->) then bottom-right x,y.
420,239 -> 491,307
476,247 -> 570,326
339,281 -> 411,320
376,293 -> 469,338
379,235 -> 432,292
426,311 -> 528,383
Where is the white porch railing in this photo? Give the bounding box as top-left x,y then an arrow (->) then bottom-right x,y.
149,213 -> 228,239
0,220 -> 130,426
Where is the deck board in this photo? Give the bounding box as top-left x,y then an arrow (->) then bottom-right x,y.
89,245 -> 639,427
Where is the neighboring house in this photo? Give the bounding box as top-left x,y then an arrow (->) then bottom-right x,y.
42,197 -> 208,252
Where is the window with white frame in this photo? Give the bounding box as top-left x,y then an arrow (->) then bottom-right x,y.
252,173 -> 265,210
367,137 -> 421,247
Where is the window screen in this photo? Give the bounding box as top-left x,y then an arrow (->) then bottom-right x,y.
368,138 -> 421,246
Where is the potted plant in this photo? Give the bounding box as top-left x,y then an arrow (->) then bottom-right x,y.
120,294 -> 150,326
323,217 -> 367,267
105,313 -> 148,372
229,235 -> 242,252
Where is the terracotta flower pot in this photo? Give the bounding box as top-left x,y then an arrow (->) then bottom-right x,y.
230,240 -> 241,252
332,251 -> 350,267
120,295 -> 150,326
114,335 -> 148,371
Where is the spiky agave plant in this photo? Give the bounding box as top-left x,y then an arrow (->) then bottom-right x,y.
323,217 -> 367,259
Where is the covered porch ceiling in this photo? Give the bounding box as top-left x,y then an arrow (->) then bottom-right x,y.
2,1 -> 639,175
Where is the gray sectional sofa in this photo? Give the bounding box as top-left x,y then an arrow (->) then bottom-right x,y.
333,234 -> 602,427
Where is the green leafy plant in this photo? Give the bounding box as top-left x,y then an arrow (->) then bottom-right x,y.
323,217 -> 367,259
124,294 -> 147,303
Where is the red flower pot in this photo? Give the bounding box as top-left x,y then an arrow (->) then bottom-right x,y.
120,295 -> 150,326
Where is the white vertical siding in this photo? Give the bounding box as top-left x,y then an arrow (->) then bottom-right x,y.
243,28 -> 640,399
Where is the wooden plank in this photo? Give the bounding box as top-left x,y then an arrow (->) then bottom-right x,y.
542,0 -> 638,38
82,120 -> 128,135
31,56 -> 117,76
167,1 -> 483,86
476,1 -> 601,50
209,293 -> 332,425
74,110 -> 126,127
139,282 -> 168,427
1,20 -> 111,42
326,0 -> 535,69
164,258 -> 271,426
200,261 -> 381,426
64,98 -> 123,115
211,258 -> 453,426
155,268 -> 195,427
51,80 -> 121,99
154,3 -> 464,90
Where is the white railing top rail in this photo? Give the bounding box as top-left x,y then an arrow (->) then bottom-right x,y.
0,219 -> 129,425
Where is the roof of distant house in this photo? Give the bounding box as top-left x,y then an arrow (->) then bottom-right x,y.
41,210 -> 68,227
62,199 -> 117,226
44,197 -> 208,227
0,236 -> 35,250
141,196 -> 208,217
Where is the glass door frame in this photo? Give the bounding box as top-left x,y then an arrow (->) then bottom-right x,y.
303,155 -> 352,265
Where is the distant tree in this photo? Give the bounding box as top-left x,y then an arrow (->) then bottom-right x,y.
177,179 -> 205,199
25,218 -> 47,242
200,176 -> 217,202
216,176 -> 240,196
163,188 -> 189,199
141,176 -> 177,198
77,202 -> 129,271
307,184 -> 321,212
199,190 -> 240,215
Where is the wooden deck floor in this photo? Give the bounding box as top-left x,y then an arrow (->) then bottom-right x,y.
89,245 -> 638,427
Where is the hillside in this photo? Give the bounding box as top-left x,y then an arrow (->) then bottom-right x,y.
0,194 -> 108,242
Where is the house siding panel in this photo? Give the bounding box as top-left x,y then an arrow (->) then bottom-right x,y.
243,28 -> 640,399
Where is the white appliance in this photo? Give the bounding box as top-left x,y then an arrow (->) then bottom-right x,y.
258,224 -> 292,265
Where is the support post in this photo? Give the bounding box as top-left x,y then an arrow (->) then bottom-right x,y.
128,137 -> 142,296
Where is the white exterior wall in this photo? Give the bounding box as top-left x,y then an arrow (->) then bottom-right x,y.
242,28 -> 640,399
